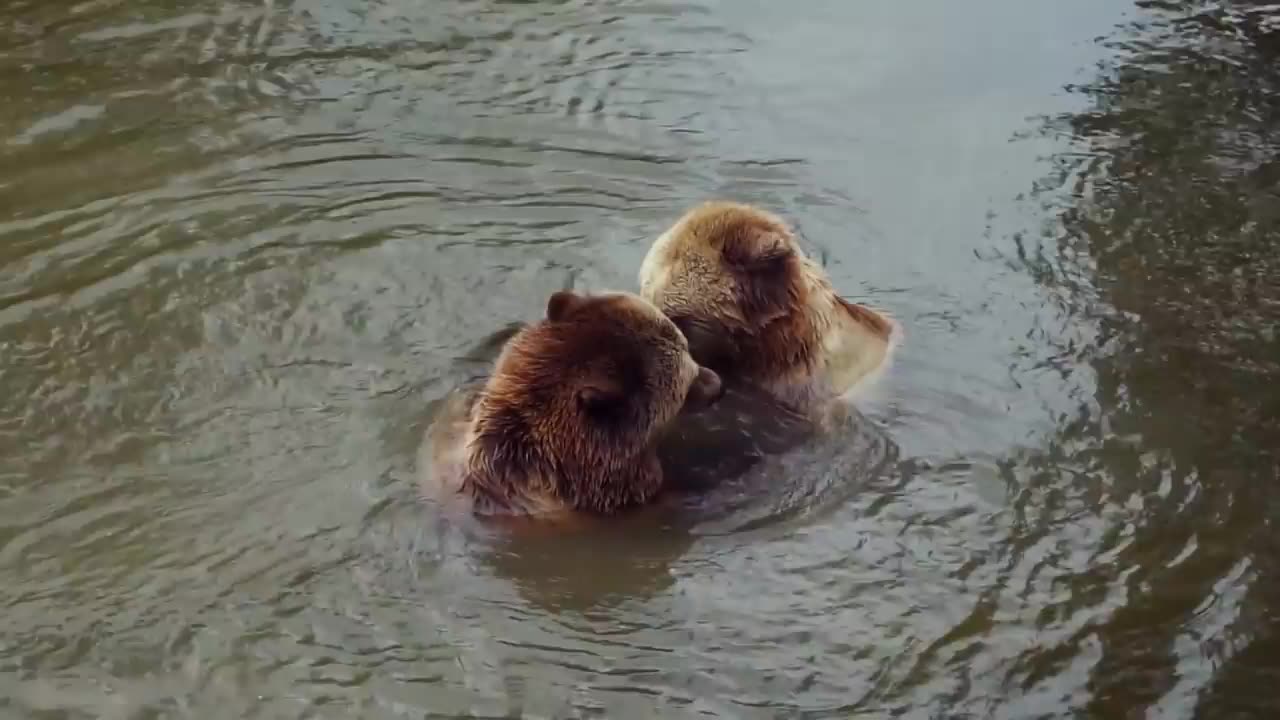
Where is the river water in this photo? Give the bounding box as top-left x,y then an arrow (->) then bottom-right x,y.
3,1 -> 1279,718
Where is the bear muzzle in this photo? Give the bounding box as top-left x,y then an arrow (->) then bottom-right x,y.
682,366 -> 724,413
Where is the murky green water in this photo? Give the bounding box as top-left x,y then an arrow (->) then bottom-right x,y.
3,0 -> 1279,717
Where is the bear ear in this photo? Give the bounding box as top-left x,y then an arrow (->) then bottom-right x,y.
722,232 -> 795,321
576,377 -> 625,414
546,290 -> 586,322
722,231 -> 793,275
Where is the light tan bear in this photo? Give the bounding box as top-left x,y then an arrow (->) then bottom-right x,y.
639,201 -> 898,415
422,289 -> 723,520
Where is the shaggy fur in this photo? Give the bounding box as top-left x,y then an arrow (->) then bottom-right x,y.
639,201 -> 897,412
424,290 -> 722,517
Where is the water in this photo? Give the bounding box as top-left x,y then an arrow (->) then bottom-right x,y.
2,0 -> 1278,717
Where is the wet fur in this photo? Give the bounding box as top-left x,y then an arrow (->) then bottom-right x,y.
639,201 -> 898,413
422,290 -> 722,518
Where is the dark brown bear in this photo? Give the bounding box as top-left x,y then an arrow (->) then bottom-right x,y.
422,289 -> 723,519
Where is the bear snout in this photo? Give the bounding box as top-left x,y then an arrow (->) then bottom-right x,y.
683,366 -> 724,412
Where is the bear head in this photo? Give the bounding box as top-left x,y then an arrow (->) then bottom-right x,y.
637,201 -> 824,387
638,201 -> 897,410
462,289 -> 723,515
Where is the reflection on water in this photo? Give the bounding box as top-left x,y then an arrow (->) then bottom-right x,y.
1014,3 -> 1280,716
2,0 -> 1278,717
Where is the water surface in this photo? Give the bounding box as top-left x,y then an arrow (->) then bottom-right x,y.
3,0 -> 1278,717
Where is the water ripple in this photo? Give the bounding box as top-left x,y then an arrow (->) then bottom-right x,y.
3,0 -> 1272,717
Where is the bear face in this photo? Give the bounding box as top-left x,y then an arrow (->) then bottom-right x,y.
424,289 -> 723,518
639,201 -> 897,412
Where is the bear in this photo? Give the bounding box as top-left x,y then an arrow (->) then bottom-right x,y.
638,200 -> 898,416
422,289 -> 724,520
